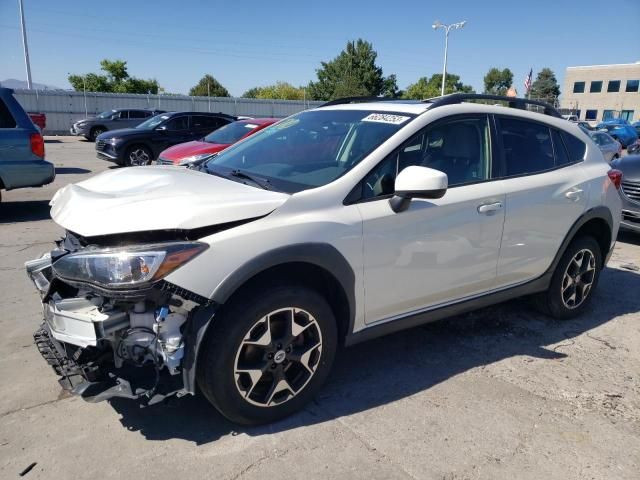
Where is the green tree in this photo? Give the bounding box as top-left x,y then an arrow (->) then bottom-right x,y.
483,67 -> 513,95
100,59 -> 128,84
68,72 -> 112,92
189,74 -> 230,97
241,82 -> 305,100
67,59 -> 158,93
529,68 -> 560,104
403,73 -> 474,100
307,39 -> 397,101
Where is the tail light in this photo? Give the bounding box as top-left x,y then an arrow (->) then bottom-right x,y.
608,169 -> 622,190
30,132 -> 45,158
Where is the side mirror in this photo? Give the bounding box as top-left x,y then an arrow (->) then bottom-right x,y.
389,166 -> 448,213
156,125 -> 168,131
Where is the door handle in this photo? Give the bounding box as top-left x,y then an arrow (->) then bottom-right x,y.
477,202 -> 503,215
565,189 -> 583,202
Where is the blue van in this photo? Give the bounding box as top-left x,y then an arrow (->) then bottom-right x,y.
0,88 -> 55,202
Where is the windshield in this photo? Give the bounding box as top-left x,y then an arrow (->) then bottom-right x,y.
136,113 -> 172,130
205,109 -> 414,193
205,121 -> 263,144
97,110 -> 116,119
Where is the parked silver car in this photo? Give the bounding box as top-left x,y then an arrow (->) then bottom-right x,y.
70,108 -> 164,141
612,154 -> 640,233
589,131 -> 621,162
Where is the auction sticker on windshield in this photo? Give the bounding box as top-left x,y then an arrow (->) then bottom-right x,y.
362,113 -> 410,125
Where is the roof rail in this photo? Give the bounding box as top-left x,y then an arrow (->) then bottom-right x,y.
424,93 -> 562,118
319,96 -> 397,107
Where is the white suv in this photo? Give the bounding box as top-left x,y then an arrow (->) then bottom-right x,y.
26,94 -> 622,425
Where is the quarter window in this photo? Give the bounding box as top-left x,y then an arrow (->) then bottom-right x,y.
0,99 -> 17,128
607,80 -> 620,92
590,81 -> 603,93
358,116 -> 491,201
551,130 -> 570,165
626,80 -> 639,93
497,117 -> 554,176
585,109 -> 598,120
573,82 -> 585,93
560,132 -> 586,163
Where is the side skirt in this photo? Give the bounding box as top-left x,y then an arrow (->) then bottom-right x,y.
344,273 -> 551,346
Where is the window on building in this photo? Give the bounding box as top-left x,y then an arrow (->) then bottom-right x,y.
585,110 -> 598,120
589,81 -> 603,93
573,82 -> 585,93
626,80 -> 640,93
603,110 -> 616,121
621,110 -> 635,122
607,80 -> 621,93
575,109 -> 581,119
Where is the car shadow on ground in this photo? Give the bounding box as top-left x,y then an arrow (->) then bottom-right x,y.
0,200 -> 51,223
109,266 -> 640,445
44,139 -> 63,144
55,167 -> 92,174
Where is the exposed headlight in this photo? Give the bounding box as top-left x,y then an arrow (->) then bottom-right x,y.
178,153 -> 215,166
52,242 -> 207,289
109,138 -> 118,146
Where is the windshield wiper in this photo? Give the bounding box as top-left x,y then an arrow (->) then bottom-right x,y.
229,169 -> 271,190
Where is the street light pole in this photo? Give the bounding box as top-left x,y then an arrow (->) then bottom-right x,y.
432,20 -> 466,96
17,0 -> 33,89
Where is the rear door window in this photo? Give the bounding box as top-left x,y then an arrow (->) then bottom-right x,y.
129,110 -> 148,119
496,117 -> 555,176
0,99 -> 17,128
192,115 -> 223,131
164,116 -> 189,131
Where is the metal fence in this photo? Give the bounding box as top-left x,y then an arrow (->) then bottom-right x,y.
12,89 -> 323,135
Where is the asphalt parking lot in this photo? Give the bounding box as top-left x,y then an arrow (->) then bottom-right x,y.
1,136 -> 639,479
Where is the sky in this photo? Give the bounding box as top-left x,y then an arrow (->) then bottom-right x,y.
1,0 -> 639,97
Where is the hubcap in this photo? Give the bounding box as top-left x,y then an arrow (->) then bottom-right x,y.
129,148 -> 150,166
561,249 -> 596,309
234,307 -> 323,407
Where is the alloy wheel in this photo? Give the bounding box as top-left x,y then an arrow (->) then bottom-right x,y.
561,249 -> 596,309
234,307 -> 323,407
129,148 -> 151,166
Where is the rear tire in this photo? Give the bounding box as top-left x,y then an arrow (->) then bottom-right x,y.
534,236 -> 602,319
197,284 -> 337,425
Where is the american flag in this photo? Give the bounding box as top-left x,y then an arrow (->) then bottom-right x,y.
524,68 -> 533,92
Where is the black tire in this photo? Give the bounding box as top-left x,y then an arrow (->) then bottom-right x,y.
89,126 -> 106,142
534,236 -> 602,319
197,284 -> 338,425
124,144 -> 153,167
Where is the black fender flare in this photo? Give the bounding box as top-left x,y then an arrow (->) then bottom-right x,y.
545,206 -> 613,276
182,243 -> 356,394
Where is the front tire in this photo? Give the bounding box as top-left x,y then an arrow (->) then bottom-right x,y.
197,285 -> 337,425
535,236 -> 602,319
89,126 -> 106,142
125,145 -> 153,166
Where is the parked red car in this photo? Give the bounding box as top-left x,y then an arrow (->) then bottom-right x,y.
28,112 -> 46,131
156,118 -> 278,165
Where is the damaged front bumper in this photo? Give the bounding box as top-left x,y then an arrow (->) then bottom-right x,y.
25,250 -> 216,406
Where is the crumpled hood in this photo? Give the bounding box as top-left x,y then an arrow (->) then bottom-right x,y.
50,166 -> 290,237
